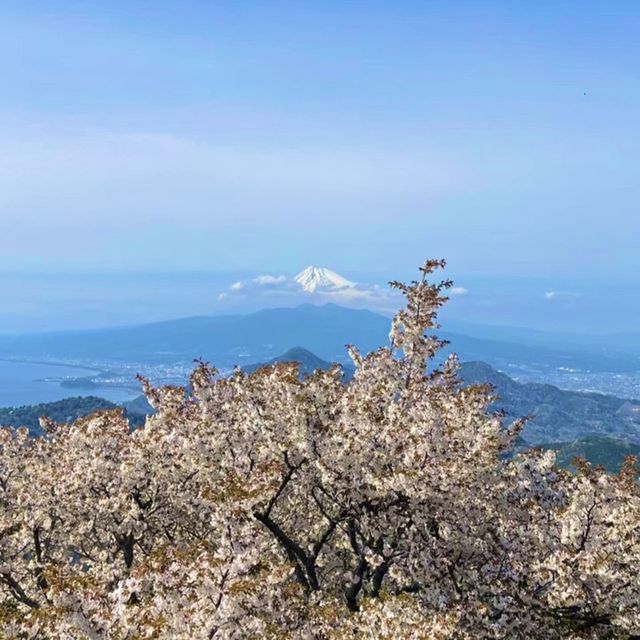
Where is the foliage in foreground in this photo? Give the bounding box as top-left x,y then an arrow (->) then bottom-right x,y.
0,260 -> 638,639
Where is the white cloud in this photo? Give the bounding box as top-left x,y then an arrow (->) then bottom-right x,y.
449,286 -> 468,297
222,274 -> 291,298
220,267 -> 401,311
544,291 -> 582,300
323,288 -> 376,301
253,274 -> 287,285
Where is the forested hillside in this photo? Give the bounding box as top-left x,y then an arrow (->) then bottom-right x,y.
460,361 -> 640,443
0,396 -> 147,434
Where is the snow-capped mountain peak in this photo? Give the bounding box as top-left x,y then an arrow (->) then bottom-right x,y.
294,266 -> 356,293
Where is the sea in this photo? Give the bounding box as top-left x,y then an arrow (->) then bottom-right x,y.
0,359 -> 139,408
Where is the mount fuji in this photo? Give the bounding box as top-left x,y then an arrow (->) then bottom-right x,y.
293,266 -> 356,293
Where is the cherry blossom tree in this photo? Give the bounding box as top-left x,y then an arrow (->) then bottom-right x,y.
1,260 -> 638,639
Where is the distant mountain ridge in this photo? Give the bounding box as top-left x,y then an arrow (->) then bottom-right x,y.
1,304 -> 639,376
444,319 -> 640,358
0,304 -> 388,365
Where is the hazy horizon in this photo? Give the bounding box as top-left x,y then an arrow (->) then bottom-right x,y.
1,265 -> 638,336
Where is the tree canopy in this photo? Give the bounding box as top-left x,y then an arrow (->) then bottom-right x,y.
1,260 -> 638,639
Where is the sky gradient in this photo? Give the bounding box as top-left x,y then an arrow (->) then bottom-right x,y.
1,1 -> 639,332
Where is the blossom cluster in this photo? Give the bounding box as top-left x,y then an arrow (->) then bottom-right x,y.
1,260 -> 638,639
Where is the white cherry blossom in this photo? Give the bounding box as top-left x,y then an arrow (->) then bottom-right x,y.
0,260 -> 637,639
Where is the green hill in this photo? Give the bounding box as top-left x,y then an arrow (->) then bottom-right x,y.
541,436 -> 640,474
1,304 -> 638,376
460,361 -> 640,443
0,396 -> 119,436
0,396 -> 148,435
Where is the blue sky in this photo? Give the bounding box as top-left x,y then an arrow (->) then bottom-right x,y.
1,1 -> 639,331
